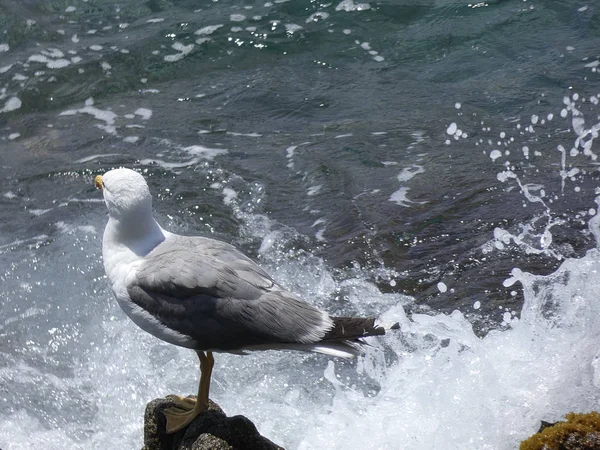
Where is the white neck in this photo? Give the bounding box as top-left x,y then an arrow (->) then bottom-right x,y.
102,208 -> 167,286
105,212 -> 165,255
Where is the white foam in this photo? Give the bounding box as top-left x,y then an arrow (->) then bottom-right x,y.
59,101 -> 117,134
307,185 -> 322,196
227,131 -> 262,137
285,24 -> 303,34
28,54 -> 49,64
195,25 -> 223,35
315,228 -> 326,242
183,144 -> 228,160
75,154 -> 120,163
389,187 -> 424,207
230,14 -> 246,22
134,108 -> 152,120
47,59 -> 71,69
30,208 -> 52,216
164,43 -> 194,62
222,187 -> 238,205
1,97 -> 22,113
306,12 -> 330,23
397,165 -> 425,182
335,0 -> 371,11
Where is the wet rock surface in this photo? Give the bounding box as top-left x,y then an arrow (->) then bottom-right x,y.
142,397 -> 284,450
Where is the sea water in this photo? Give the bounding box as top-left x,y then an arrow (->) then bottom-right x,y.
2,96 -> 600,448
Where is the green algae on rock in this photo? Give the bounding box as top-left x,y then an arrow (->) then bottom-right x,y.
520,412 -> 600,450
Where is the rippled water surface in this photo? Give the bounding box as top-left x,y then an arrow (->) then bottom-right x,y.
1,1 -> 600,449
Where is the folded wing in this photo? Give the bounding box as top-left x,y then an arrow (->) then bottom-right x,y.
126,235 -> 333,351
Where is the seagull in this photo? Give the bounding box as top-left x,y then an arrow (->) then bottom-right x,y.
95,167 -> 386,434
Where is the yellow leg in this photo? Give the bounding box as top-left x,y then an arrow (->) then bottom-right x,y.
163,351 -> 215,434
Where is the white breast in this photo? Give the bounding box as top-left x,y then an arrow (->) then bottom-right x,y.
102,223 -> 195,348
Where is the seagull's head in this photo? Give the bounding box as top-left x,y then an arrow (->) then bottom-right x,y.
95,168 -> 153,220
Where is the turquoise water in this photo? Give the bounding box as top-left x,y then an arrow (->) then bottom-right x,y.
1,1 -> 600,448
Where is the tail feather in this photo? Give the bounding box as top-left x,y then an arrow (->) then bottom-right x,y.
240,317 -> 396,358
306,316 -> 387,359
323,316 -> 385,341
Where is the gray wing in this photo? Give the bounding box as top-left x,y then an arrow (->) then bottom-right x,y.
126,235 -> 332,351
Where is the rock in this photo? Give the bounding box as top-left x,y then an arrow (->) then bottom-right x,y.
520,412 -> 600,450
142,397 -> 285,450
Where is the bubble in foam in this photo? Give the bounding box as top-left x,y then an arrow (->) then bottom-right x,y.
489,150 -> 502,162
446,122 -> 457,135
437,282 -> 447,293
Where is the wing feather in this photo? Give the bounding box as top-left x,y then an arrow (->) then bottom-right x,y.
126,235 -> 332,351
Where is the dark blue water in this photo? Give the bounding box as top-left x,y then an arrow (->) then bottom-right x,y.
1,1 -> 600,448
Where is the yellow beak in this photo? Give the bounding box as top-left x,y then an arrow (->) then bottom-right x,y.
94,175 -> 103,190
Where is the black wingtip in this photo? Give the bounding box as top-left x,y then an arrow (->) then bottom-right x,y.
324,317 -> 386,341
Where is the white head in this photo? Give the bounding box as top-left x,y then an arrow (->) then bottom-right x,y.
96,168 -> 153,221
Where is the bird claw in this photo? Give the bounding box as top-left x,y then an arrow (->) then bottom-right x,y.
166,394 -> 197,411
163,399 -> 208,434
